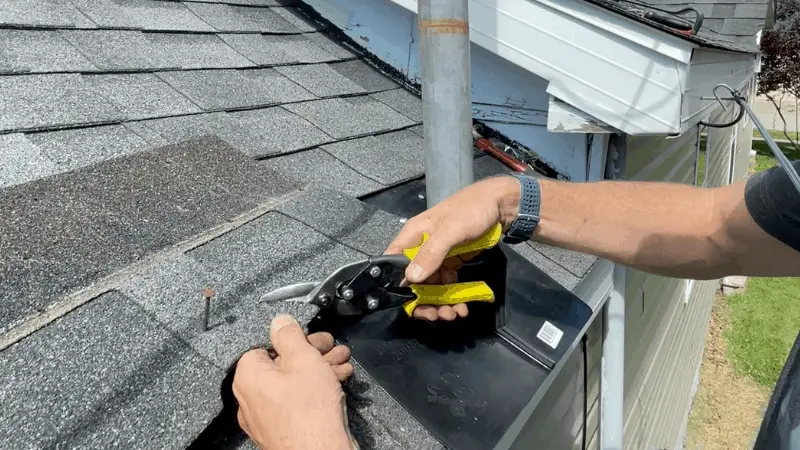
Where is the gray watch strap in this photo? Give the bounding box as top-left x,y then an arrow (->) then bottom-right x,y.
504,173 -> 541,243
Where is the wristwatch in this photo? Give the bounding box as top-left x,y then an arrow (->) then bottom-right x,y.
503,173 -> 541,244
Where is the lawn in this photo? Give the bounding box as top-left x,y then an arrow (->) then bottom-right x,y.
751,139 -> 800,172
753,128 -> 799,142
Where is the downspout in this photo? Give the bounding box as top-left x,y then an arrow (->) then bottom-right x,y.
600,134 -> 626,450
418,0 -> 474,207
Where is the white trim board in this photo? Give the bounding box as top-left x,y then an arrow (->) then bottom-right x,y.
309,0 -> 759,136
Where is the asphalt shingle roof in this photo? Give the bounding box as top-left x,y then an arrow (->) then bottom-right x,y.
0,2 -> 597,448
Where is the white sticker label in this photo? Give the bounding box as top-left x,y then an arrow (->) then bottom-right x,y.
536,321 -> 564,349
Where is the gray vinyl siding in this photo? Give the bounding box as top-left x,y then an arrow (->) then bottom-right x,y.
512,76 -> 756,450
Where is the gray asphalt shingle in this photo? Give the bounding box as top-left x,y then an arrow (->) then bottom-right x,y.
221,107 -> 333,157
0,0 -> 96,28
219,33 -> 342,65
0,74 -> 123,133
511,244 -> 580,291
528,241 -> 598,278
0,30 -> 98,74
0,291 -> 223,450
85,73 -> 202,120
26,125 -> 152,172
0,137 -> 298,333
157,69 -> 315,111
272,6 -> 321,32
260,148 -> 384,197
274,63 -> 366,97
305,32 -> 360,59
70,0 -> 216,31
371,88 -> 423,123
275,186 -> 406,255
0,134 -> 58,189
60,30 -> 253,71
329,60 -> 400,92
284,96 -> 415,140
185,2 -> 300,33
322,130 -> 424,186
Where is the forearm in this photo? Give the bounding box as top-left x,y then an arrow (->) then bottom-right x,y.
498,177 -> 733,279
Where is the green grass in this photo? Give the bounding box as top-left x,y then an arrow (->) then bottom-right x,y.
720,135 -> 800,389
750,140 -> 800,172
753,129 -> 800,142
724,278 -> 800,387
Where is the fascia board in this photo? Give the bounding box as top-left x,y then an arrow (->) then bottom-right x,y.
386,0 -> 696,135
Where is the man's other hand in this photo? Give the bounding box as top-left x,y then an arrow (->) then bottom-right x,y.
384,176 -> 521,322
232,315 -> 356,450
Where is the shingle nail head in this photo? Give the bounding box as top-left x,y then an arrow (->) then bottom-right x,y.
202,288 -> 215,331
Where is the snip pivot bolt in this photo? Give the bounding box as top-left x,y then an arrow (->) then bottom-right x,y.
201,288 -> 215,331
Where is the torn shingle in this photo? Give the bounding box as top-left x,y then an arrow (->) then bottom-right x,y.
528,241 -> 597,279
274,63 -> 366,97
124,122 -> 170,147
26,125 -> 152,172
85,73 -> 202,120
275,186 -> 406,254
284,96 -> 415,140
69,0 -> 216,32
0,134 -> 58,189
134,112 -> 232,145
185,2 -> 300,33
221,108 -> 333,158
219,33 -> 341,65
0,30 -> 97,74
60,30 -> 252,71
156,69 -> 315,111
322,130 -> 424,186
0,0 -> 96,28
329,60 -> 400,93
0,291 -> 223,450
0,74 -> 123,133
371,88 -> 423,123
260,149 -> 384,197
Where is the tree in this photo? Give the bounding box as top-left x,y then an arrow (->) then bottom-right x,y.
758,0 -> 800,144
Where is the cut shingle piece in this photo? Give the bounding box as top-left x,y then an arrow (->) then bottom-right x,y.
260,149 -> 383,197
274,64 -> 365,97
69,0 -> 215,31
219,33 -> 341,65
305,32 -> 360,59
221,108 -> 333,157
0,30 -> 97,74
322,130 -> 424,186
185,2 -> 300,33
371,88 -> 423,122
26,125 -> 152,172
275,186 -> 406,255
0,134 -> 59,189
84,73 -> 202,120
0,74 -> 123,133
60,30 -> 252,71
329,60 -> 400,92
284,97 -> 415,140
156,69 -> 315,111
0,291 -> 223,450
185,213 -> 366,362
272,6 -> 321,32
0,0 -> 96,28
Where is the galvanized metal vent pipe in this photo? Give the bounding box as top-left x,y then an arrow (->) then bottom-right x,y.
418,0 -> 474,208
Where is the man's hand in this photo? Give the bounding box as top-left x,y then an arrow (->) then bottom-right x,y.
384,176 -> 521,321
232,315 -> 356,450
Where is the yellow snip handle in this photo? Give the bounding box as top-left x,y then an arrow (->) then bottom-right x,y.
403,282 -> 495,316
399,223 -> 502,316
402,222 -> 503,261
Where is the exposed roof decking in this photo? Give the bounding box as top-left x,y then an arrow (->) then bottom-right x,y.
0,1 -> 599,448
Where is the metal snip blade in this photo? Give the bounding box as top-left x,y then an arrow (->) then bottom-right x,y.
259,282 -> 319,303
